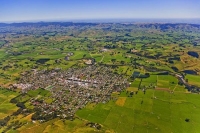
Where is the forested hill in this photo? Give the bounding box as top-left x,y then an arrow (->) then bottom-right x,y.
0,22 -> 200,30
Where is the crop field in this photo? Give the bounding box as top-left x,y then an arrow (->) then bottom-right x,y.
76,90 -> 200,133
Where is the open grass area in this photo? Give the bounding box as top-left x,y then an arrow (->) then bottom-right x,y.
76,90 -> 200,133
27,88 -> 51,97
0,89 -> 19,119
185,74 -> 200,86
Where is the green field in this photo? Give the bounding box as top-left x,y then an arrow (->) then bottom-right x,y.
129,74 -> 186,92
0,89 -> 19,119
186,74 -> 200,86
76,90 -> 200,133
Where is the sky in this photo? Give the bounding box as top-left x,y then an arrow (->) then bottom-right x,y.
0,0 -> 200,22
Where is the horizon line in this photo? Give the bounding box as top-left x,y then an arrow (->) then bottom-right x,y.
1,18 -> 200,24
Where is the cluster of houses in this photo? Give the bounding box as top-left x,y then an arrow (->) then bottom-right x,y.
16,66 -> 128,120
65,52 -> 74,61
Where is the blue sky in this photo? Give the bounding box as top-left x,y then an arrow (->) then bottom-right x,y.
0,0 -> 200,22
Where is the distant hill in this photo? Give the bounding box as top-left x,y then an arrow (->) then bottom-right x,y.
0,22 -> 98,27
0,22 -> 200,31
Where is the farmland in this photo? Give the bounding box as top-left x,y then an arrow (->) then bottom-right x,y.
0,22 -> 200,132
0,88 -> 19,119
77,89 -> 200,133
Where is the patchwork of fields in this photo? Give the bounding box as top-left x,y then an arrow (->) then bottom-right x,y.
77,90 -> 200,133
1,22 -> 200,132
130,75 -> 187,93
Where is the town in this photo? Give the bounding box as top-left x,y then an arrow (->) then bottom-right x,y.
16,65 -> 128,120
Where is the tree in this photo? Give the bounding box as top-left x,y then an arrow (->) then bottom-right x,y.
111,59 -> 116,64
185,118 -> 190,122
83,54 -> 86,58
120,60 -> 125,65
0,119 -> 7,126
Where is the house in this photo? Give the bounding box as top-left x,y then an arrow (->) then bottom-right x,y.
130,49 -> 138,53
65,56 -> 70,61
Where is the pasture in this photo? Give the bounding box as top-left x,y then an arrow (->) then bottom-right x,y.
76,90 -> 200,133
185,74 -> 200,86
129,74 -> 186,92
0,88 -> 19,119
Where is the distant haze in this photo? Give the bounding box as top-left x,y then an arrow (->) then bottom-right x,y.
61,18 -> 200,24
0,0 -> 200,22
